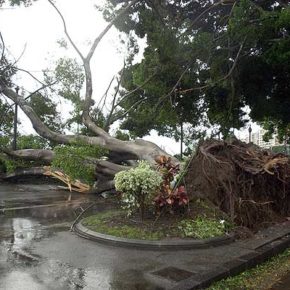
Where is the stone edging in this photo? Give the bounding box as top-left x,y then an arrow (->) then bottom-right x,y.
169,225 -> 290,290
74,221 -> 235,250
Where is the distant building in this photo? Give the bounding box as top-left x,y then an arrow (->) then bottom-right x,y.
249,129 -> 282,149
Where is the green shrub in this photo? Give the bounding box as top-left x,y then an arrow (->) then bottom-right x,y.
0,154 -> 39,174
17,135 -> 50,149
114,161 -> 162,219
0,136 -> 10,148
52,144 -> 107,185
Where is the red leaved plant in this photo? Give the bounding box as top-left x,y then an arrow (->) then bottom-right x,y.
154,156 -> 189,213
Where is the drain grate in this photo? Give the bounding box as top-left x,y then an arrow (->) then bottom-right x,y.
152,266 -> 195,282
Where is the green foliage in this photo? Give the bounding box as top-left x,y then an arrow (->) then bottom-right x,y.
17,135 -> 50,149
0,154 -> 40,174
114,130 -> 130,141
0,136 -> 10,148
272,145 -> 290,155
66,108 -> 106,135
0,134 -> 49,153
82,207 -> 233,241
52,144 -> 107,185
103,0 -> 290,140
0,135 -> 49,174
2,158 -> 30,173
54,58 -> 84,104
114,161 -> 162,218
43,57 -> 86,134
0,99 -> 14,136
29,94 -> 62,133
207,248 -> 290,290
178,217 -> 228,239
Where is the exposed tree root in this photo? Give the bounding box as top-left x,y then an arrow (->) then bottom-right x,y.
185,139 -> 290,228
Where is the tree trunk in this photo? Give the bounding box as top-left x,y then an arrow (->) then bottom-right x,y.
2,167 -> 45,180
2,149 -> 54,164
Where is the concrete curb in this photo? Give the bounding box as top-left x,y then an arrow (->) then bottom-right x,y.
170,229 -> 290,289
74,221 -> 235,251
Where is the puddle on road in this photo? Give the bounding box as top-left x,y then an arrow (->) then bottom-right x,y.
0,194 -> 91,269
0,217 -> 44,267
0,187 -> 160,289
1,270 -> 47,290
35,261 -> 163,290
1,254 -> 163,289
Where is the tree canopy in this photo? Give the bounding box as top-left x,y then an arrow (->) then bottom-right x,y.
100,0 -> 290,141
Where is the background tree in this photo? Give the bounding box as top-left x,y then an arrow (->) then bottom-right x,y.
102,0 -> 290,141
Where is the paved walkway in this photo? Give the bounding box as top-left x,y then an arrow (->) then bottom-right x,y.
0,182 -> 290,290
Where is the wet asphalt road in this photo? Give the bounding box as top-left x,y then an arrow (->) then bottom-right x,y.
0,183 -> 171,290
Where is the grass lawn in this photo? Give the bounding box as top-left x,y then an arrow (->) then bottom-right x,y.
207,247 -> 290,290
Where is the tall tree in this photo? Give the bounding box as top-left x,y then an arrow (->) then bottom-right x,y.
102,0 -> 290,140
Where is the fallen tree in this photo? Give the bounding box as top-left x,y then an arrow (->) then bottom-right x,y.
1,0 -> 289,212
184,139 -> 290,228
0,0 -> 176,192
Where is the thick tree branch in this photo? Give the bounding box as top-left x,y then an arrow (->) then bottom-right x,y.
0,0 -> 176,183
96,160 -> 129,177
48,0 -> 141,138
0,84 -> 103,144
81,0 -> 141,137
82,0 -> 141,135
2,148 -> 54,163
1,167 -> 45,180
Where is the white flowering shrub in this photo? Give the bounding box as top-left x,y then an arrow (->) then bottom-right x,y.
114,161 -> 162,219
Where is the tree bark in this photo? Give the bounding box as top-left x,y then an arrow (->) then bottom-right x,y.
2,167 -> 45,179
2,148 -> 54,164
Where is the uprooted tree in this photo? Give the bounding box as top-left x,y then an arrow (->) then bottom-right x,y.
0,0 -> 290,204
185,139 -> 290,228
